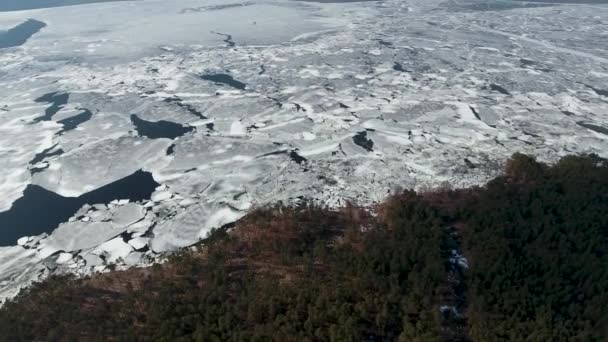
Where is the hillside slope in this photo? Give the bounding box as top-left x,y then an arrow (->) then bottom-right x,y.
0,154 -> 606,341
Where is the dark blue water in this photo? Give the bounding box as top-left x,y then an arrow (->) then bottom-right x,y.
201,73 -> 247,90
212,32 -> 236,48
58,109 -> 93,133
0,170 -> 159,246
353,131 -> 374,152
33,92 -> 69,122
578,122 -> 608,135
30,144 -> 63,165
163,96 -> 207,120
489,84 -> 510,95
0,19 -> 46,49
29,145 -> 64,174
393,62 -> 407,73
130,114 -> 194,139
0,0 -> 130,12
585,84 -> 608,97
259,149 -> 308,165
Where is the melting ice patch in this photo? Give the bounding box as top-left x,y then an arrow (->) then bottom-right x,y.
0,19 -> 46,49
130,114 -> 194,140
201,74 -> 247,91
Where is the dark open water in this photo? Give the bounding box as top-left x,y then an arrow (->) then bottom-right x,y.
0,170 -> 159,246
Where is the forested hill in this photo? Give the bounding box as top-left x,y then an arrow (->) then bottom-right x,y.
0,153 -> 607,341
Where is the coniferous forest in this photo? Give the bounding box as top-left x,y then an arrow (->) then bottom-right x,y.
0,153 -> 606,341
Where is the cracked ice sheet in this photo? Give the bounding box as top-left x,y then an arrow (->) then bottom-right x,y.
0,112 -> 57,211
0,246 -> 45,303
43,202 -> 146,252
0,0 -> 346,63
2,0 -> 608,302
33,135 -> 172,197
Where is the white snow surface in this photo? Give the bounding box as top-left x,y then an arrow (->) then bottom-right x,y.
1,0 -> 608,302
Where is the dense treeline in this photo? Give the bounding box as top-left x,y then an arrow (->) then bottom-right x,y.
0,197 -> 446,341
0,153 -> 606,341
460,154 -> 608,341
